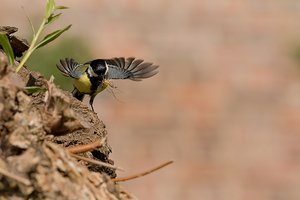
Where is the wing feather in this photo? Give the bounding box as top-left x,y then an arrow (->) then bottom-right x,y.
124,57 -> 135,70
56,58 -> 87,79
106,57 -> 159,81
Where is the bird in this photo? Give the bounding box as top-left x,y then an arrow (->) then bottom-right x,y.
56,57 -> 159,111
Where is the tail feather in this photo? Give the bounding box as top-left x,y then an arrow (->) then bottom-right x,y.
72,87 -> 85,101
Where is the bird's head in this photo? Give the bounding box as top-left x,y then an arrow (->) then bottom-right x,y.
85,59 -> 108,78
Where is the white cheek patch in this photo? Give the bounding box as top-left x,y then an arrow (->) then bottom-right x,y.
88,66 -> 98,77
104,61 -> 109,75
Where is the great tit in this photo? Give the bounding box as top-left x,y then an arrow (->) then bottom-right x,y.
56,57 -> 159,111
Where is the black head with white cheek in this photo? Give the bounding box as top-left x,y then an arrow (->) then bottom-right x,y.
86,59 -> 108,78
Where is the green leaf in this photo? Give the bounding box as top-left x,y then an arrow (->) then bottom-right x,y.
55,6 -> 69,10
25,86 -> 47,94
35,24 -> 72,49
0,32 -> 15,65
46,13 -> 62,25
45,0 -> 55,18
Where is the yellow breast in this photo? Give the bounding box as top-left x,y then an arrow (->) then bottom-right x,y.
96,79 -> 109,94
74,74 -> 92,93
74,74 -> 110,94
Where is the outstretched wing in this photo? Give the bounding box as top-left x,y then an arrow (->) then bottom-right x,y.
105,57 -> 159,81
56,58 -> 87,79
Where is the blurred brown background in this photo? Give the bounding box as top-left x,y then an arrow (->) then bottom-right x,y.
3,0 -> 300,199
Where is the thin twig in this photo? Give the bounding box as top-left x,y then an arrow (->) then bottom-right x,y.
0,167 -> 31,186
112,160 -> 174,182
65,138 -> 106,154
71,154 -> 124,171
21,6 -> 36,36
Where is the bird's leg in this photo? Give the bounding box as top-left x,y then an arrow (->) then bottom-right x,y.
72,87 -> 85,101
89,94 -> 96,112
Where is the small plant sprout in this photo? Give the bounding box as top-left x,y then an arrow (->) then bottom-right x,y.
16,0 -> 71,72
